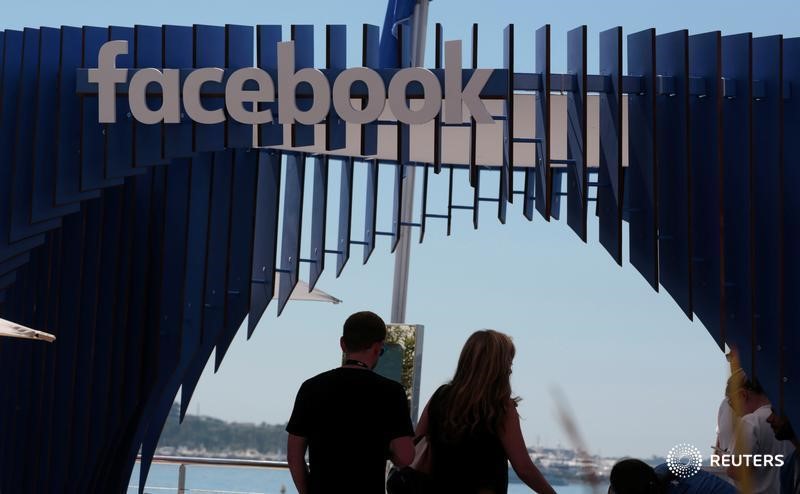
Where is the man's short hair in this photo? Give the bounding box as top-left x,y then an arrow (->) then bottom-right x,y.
342,311 -> 386,352
609,459 -> 659,494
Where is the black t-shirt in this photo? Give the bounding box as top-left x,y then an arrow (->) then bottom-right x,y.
286,367 -> 414,494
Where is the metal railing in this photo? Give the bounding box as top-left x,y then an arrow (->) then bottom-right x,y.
132,455 -> 293,494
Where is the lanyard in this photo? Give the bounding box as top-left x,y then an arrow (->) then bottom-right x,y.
344,359 -> 370,369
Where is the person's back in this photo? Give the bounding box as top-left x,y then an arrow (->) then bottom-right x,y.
286,311 -> 414,494
288,367 -> 412,493
653,463 -> 735,494
427,384 -> 509,494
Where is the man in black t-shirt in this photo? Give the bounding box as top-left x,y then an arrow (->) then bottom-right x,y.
286,311 -> 415,494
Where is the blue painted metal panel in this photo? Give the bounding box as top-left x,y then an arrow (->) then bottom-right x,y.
567,26 -> 588,241
214,149 -> 258,366
391,162 -> 404,250
598,27 -> 623,265
9,28 -> 61,241
326,25 -> 347,151
139,157 -> 191,490
133,25 -> 167,166
689,31 -> 724,347
106,26 -> 142,179
257,25 -> 282,147
626,28 -> 658,290
337,157 -> 353,275
364,159 -> 378,262
751,35 -> 783,402
309,155 -> 328,289
31,27 -> 80,223
193,25 -> 226,152
782,36 -> 800,429
54,26 -> 102,203
533,24 -> 551,220
225,25 -> 254,149
0,252 -> 28,276
291,25 -> 315,147
431,23 -> 443,175
163,25 -> 194,159
247,150 -> 281,336
81,26 -> 124,191
721,33 -> 754,376
278,153 -> 306,315
79,186 -> 123,493
179,151 -> 231,416
501,24 -> 512,224
67,200 -> 103,490
361,24 -> 380,156
656,30 -> 692,319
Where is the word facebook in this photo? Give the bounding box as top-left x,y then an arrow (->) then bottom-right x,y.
90,40 -> 495,127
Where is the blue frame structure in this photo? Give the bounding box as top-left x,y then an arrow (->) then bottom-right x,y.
0,22 -> 798,494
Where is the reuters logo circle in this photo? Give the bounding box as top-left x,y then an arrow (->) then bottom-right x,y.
667,443 -> 703,479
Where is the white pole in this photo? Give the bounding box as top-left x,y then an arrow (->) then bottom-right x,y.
390,0 -> 429,324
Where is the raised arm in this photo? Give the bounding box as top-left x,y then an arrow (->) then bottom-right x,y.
287,433 -> 310,494
500,404 -> 557,494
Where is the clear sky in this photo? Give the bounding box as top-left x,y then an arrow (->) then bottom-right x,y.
7,0 -> 800,459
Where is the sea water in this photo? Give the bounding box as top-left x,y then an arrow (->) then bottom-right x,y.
128,463 -> 604,494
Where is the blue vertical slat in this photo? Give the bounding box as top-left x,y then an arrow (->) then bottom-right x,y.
133,25 -> 167,166
656,30 -> 693,319
31,27 -> 80,223
364,159 -> 378,263
391,162 -> 404,251
689,31 -> 724,347
225,24 -> 254,149
500,24 -> 512,224
79,187 -> 123,493
361,25 -> 380,156
751,35 -> 783,402
214,149 -> 259,367
598,27 -> 623,265
256,25 -> 282,147
326,25 -> 346,151
193,25 -> 226,152
533,24 -> 551,220
309,155 -> 328,289
178,150 -> 232,419
106,26 -> 142,179
162,25 -> 194,159
81,26 -> 124,191
43,211 -> 82,491
567,26 -> 588,241
67,200 -> 103,491
247,150 -> 281,337
291,25 -> 315,147
721,33 -> 754,376
10,28 -> 62,242
277,153 -> 306,314
627,28 -> 658,290
55,26 -> 101,204
782,36 -> 800,429
0,30 -> 46,261
139,157 -> 191,491
337,157 -> 353,276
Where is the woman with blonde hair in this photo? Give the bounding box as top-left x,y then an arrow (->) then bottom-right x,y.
415,330 -> 557,494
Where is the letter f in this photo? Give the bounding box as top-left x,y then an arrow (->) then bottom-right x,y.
89,40 -> 129,123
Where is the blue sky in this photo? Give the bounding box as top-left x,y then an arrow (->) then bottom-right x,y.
7,0 -> 800,459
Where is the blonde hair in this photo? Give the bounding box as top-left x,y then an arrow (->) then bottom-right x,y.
439,330 -> 519,438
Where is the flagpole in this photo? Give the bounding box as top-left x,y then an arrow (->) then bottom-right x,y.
389,0 -> 429,324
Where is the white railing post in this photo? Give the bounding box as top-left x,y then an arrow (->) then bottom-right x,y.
177,463 -> 187,494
